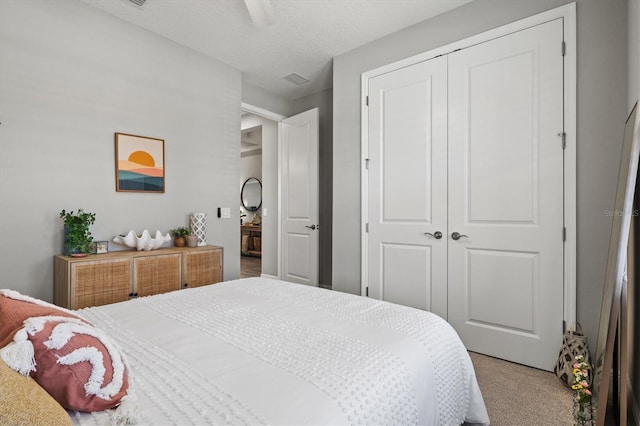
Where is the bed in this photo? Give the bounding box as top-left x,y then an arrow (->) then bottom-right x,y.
2,277 -> 489,425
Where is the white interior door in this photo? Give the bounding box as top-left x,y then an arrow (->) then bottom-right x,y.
366,57 -> 448,318
281,108 -> 319,286
447,19 -> 564,371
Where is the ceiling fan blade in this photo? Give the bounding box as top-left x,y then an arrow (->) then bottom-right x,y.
244,0 -> 276,27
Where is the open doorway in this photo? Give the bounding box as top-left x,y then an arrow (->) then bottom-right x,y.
240,121 -> 262,277
240,110 -> 280,278
240,103 -> 324,285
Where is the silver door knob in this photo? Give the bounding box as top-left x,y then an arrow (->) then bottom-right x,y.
451,232 -> 468,240
305,224 -> 317,230
424,231 -> 443,239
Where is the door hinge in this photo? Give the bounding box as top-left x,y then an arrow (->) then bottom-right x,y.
558,132 -> 566,149
561,41 -> 566,56
365,158 -> 370,169
366,96 -> 369,106
563,227 -> 566,241
366,287 -> 369,297
562,320 -> 566,333
365,223 -> 369,233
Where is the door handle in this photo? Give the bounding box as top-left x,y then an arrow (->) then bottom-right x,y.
305,224 -> 317,230
424,231 -> 443,239
451,232 -> 468,240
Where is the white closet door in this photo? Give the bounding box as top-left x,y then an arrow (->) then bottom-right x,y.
367,57 -> 448,318
447,19 -> 564,370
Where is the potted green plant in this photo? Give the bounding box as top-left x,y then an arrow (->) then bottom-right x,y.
59,209 -> 96,256
170,227 -> 191,247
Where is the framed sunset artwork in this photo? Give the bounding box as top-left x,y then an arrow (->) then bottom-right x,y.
115,133 -> 165,193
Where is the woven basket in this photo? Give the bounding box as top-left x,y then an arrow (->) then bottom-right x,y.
253,237 -> 262,252
241,235 -> 249,254
554,322 -> 591,388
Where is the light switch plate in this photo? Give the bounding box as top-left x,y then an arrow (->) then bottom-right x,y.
263,208 -> 267,217
221,208 -> 231,218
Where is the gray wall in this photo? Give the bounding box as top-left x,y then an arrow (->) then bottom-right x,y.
292,88 -> 333,287
240,117 -> 263,223
0,0 -> 242,301
240,151 -> 262,221
242,81 -> 292,118
258,117 -> 279,278
332,0 -> 629,353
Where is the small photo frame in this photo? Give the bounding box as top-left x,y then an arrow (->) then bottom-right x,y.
93,241 -> 109,254
115,132 -> 165,193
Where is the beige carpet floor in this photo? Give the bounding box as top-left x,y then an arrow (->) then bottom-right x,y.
469,352 -> 575,426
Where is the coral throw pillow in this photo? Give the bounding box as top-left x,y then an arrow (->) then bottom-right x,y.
0,290 -> 133,414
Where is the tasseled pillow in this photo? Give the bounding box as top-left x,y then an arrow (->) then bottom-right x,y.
0,289 -> 138,422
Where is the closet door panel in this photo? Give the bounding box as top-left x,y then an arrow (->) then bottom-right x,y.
447,18 -> 564,371
465,51 -> 536,223
367,56 -> 448,318
380,243 -> 432,310
381,82 -> 433,221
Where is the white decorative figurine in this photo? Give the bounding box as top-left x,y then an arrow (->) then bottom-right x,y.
112,230 -> 172,251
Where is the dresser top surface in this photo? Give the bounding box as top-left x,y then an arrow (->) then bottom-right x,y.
55,245 -> 223,262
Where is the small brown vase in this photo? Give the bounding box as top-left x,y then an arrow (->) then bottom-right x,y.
174,236 -> 186,247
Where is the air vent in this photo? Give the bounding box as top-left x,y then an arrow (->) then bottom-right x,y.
283,73 -> 309,86
125,0 -> 147,8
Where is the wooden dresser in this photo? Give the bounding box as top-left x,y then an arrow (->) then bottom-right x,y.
54,245 -> 223,309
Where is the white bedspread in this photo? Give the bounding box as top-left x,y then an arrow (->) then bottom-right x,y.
70,277 -> 489,425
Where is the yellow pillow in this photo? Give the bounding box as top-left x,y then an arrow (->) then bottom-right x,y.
0,360 -> 72,426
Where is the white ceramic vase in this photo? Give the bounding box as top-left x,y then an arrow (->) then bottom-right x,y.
190,213 -> 207,246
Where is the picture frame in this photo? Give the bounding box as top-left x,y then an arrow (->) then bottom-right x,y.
115,132 -> 165,193
93,241 -> 109,254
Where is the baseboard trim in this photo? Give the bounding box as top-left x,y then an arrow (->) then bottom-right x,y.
260,273 -> 279,280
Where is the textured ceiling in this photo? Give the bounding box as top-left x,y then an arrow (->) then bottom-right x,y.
78,0 -> 473,100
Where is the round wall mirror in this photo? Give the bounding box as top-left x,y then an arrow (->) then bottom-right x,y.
241,177 -> 262,211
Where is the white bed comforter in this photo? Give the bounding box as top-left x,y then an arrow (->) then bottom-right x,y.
71,278 -> 489,425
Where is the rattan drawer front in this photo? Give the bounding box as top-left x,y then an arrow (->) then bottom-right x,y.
71,258 -> 131,309
134,253 -> 181,297
183,249 -> 222,288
